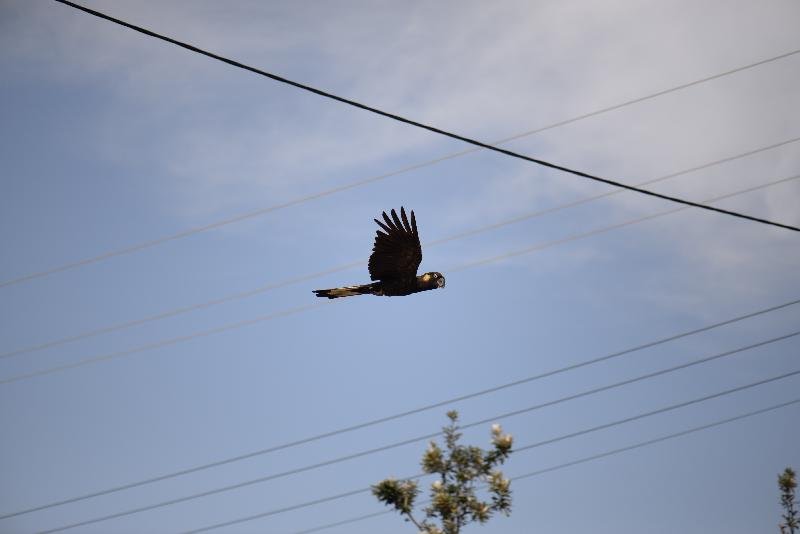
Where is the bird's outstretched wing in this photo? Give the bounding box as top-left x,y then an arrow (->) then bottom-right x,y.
368,207 -> 422,282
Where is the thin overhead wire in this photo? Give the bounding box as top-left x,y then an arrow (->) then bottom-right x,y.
4,297 -> 796,521
512,370 -> 800,454
4,7 -> 797,291
511,400 -> 800,482
2,172 -> 796,386
0,302 -> 330,386
50,0 -> 800,234
294,510 -> 391,534
195,384 -> 800,534
428,139 -> 800,247
0,261 -> 361,359
292,398 -> 800,534
4,135 -> 797,360
450,173 -> 800,273
34,332 -> 800,532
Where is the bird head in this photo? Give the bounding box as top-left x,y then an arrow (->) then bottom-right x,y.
420,272 -> 446,289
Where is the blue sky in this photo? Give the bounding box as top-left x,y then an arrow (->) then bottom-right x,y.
1,1 -> 799,533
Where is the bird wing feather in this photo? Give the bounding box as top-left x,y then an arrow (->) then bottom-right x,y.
368,207 -> 422,282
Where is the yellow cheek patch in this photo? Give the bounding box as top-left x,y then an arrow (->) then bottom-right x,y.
422,274 -> 431,282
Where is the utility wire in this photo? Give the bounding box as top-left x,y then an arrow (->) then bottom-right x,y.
0,261 -> 361,360
292,398 -> 800,534
4,135 -> 797,360
0,302 -> 331,386
195,380 -> 800,534
4,8 -> 797,291
3,297 -> 796,521
2,172 -> 796,386
511,370 -> 800,454
50,0 -> 800,234
35,332 -> 800,532
295,510 -> 391,534
450,173 -> 800,273
428,139 -> 800,247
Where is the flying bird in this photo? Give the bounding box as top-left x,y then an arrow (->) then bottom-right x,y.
313,207 -> 445,299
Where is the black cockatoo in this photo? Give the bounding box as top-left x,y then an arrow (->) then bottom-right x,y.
313,207 -> 445,299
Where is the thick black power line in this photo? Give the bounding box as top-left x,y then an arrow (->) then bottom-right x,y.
17,9 -> 796,533
450,173 -> 800,273
2,173 -> 796,387
7,9 -> 800,295
4,30 -> 796,296
4,135 -> 797,360
3,298 -> 795,522
51,0 -> 800,235
34,332 -> 799,532
292,398 -> 800,534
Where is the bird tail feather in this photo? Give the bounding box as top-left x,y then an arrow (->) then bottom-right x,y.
313,283 -> 377,299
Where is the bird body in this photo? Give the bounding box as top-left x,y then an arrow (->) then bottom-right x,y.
313,207 -> 445,299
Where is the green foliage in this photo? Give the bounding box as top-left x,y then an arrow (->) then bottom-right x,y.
373,478 -> 420,516
372,411 -> 513,533
779,467 -> 798,534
